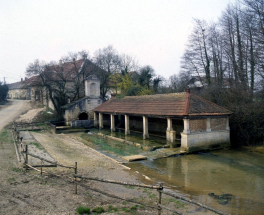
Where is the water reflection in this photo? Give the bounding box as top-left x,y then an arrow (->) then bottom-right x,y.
91,127 -> 169,147
126,149 -> 264,215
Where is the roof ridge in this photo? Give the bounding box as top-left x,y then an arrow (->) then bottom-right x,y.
123,92 -> 186,99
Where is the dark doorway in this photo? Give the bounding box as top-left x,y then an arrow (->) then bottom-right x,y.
79,112 -> 88,120
35,90 -> 40,101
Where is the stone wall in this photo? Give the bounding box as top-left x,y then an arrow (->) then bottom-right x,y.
181,130 -> 230,153
189,119 -> 206,132
64,97 -> 102,124
71,120 -> 94,128
211,118 -> 227,131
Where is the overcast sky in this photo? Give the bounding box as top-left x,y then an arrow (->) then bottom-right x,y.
0,0 -> 234,84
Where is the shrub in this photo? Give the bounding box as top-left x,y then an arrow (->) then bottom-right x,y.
76,206 -> 90,214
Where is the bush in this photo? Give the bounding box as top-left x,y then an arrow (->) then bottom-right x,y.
76,206 -> 90,214
193,86 -> 264,146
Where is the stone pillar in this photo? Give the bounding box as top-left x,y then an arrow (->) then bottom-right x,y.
183,119 -> 190,134
94,112 -> 98,127
143,116 -> 149,139
166,118 -> 176,146
226,117 -> 230,130
110,114 -> 115,132
206,118 -> 211,132
125,115 -> 130,135
99,113 -> 103,129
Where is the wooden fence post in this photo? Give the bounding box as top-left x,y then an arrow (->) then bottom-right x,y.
16,131 -> 19,143
74,162 -> 77,194
25,145 -> 28,170
41,160 -> 43,175
157,183 -> 163,215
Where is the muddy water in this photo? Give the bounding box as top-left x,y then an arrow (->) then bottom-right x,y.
126,149 -> 264,215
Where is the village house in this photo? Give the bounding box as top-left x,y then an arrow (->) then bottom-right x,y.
93,89 -> 231,153
7,56 -> 104,109
7,78 -> 30,100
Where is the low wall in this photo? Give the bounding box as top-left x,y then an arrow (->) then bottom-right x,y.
181,130 -> 230,153
71,120 -> 94,128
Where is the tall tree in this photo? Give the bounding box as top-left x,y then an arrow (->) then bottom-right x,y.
181,19 -> 211,85
94,45 -> 120,100
138,65 -> 155,89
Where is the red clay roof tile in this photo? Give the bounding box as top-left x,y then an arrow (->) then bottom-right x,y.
93,92 -> 231,117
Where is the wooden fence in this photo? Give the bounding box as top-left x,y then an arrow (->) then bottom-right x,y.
11,121 -> 229,215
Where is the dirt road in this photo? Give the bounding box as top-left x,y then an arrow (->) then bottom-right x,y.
0,100 -> 31,131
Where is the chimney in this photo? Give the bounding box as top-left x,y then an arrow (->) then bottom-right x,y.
83,54 -> 87,59
21,78 -> 23,82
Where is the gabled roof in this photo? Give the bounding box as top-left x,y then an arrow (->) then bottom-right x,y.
93,91 -> 231,117
7,81 -> 26,90
44,59 -> 85,82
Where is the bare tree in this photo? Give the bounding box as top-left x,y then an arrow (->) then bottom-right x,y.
94,45 -> 120,100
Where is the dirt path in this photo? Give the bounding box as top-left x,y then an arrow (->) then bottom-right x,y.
0,100 -> 31,131
31,132 -> 143,181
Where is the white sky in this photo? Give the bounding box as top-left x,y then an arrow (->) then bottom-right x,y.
0,0 -> 234,84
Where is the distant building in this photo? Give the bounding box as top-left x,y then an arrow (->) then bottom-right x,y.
7,78 -> 31,100
188,76 -> 231,89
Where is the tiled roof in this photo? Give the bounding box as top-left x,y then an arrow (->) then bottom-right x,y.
45,59 -> 84,81
93,92 -> 231,117
7,81 -> 26,90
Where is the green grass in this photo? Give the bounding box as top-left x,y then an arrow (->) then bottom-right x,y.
30,142 -> 44,150
121,205 -> 139,214
108,205 -> 118,212
0,130 -> 11,144
122,201 -> 128,205
12,167 -> 23,172
76,206 -> 90,214
123,185 -> 135,189
166,198 -> 185,209
92,207 -> 105,214
7,177 -> 16,184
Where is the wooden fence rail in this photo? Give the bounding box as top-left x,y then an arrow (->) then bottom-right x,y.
78,182 -> 161,211
161,190 -> 228,215
74,174 -> 229,215
74,174 -> 160,189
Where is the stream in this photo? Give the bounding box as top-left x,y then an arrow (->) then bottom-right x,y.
126,149 -> 264,215
89,128 -> 264,214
